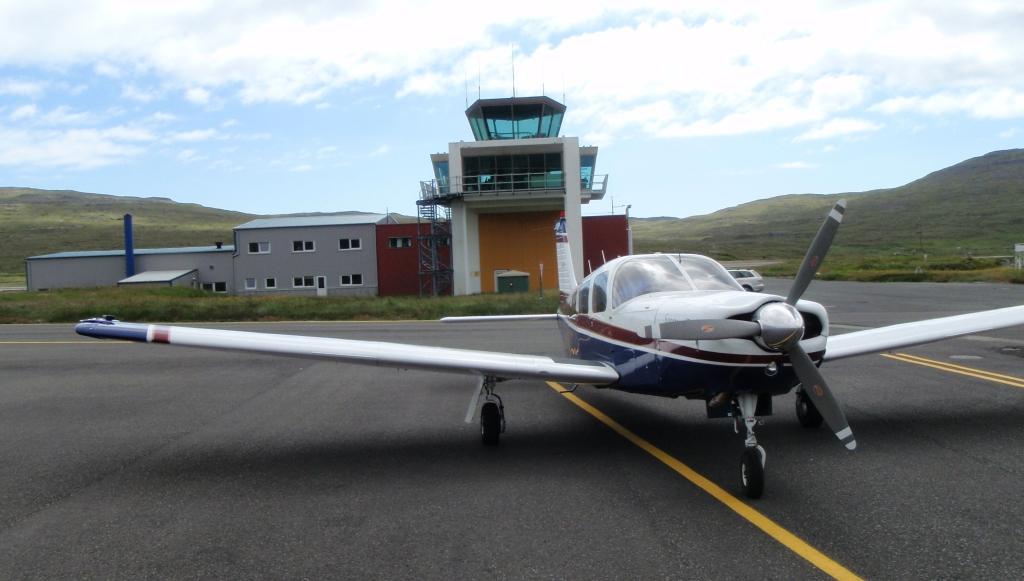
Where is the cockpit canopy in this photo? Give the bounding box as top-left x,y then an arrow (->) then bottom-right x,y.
569,255 -> 743,315
611,255 -> 739,307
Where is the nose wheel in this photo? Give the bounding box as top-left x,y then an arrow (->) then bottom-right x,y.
735,393 -> 767,499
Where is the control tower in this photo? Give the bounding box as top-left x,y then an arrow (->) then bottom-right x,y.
419,96 -> 607,295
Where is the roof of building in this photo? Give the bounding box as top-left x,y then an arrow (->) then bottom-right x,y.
27,245 -> 234,260
235,213 -> 388,230
118,270 -> 197,284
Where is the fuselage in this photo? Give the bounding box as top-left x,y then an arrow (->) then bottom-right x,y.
557,253 -> 829,399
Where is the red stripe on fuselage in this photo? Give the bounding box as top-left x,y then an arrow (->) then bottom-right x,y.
567,315 -> 822,365
151,327 -> 171,344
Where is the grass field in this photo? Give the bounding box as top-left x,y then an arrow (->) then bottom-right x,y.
0,287 -> 561,324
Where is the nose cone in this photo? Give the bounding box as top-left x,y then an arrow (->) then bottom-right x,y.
756,302 -> 804,350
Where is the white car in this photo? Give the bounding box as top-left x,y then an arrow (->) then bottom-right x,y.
727,269 -> 764,292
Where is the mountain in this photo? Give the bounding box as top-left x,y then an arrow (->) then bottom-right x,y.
630,149 -> 1024,260
2,149 -> 1023,277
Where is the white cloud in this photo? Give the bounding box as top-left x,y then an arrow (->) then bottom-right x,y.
121,84 -> 157,102
290,164 -> 313,172
185,87 -> 211,105
177,149 -> 206,163
795,117 -> 883,141
0,78 -> 45,97
0,1 -> 1022,144
778,161 -> 818,169
8,104 -> 37,121
998,128 -> 1019,139
94,61 -> 121,78
0,126 -> 147,169
168,128 -> 219,142
368,144 -> 390,157
872,88 -> 1024,119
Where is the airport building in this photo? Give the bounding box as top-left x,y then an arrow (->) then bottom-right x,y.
417,96 -> 625,296
25,96 -> 629,295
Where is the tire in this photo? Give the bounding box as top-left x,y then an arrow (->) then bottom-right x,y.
742,285 -> 753,292
741,447 -> 765,499
795,388 -> 824,428
481,402 -> 501,446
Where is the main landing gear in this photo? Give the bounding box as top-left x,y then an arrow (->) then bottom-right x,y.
794,385 -> 824,428
734,393 -> 766,499
477,376 -> 505,446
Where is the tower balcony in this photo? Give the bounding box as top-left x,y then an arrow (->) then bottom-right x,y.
420,173 -> 607,205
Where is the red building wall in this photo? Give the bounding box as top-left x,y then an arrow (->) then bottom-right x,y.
582,215 -> 630,276
376,223 -> 452,296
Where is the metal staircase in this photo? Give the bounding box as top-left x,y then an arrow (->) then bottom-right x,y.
417,180 -> 453,296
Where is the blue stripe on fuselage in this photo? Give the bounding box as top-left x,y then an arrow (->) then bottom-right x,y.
75,321 -> 150,342
557,315 -> 800,398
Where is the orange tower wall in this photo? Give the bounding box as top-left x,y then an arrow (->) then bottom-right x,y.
478,210 -> 561,293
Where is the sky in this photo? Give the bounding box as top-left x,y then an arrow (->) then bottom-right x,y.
0,1 -> 1022,219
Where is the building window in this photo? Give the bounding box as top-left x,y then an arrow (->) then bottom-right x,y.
388,237 -> 413,249
339,238 -> 362,251
265,277 -> 277,289
248,241 -> 271,254
214,282 -> 227,293
244,277 -> 257,290
340,274 -> 363,286
201,283 -> 213,291
293,275 -> 316,288
292,240 -> 315,252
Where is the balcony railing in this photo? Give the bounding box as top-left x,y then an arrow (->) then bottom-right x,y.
420,173 -> 608,200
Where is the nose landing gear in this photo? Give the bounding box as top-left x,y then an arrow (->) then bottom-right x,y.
735,393 -> 767,499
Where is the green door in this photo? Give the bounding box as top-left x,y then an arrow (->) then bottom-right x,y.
497,273 -> 529,293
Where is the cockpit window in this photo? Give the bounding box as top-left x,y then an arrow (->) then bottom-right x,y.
592,271 -> 609,313
676,256 -> 741,291
611,255 -> 740,307
578,280 -> 591,314
612,257 -> 692,306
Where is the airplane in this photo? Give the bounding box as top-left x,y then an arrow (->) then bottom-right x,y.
76,201 -> 1024,498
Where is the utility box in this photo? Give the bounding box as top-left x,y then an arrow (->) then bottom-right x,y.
495,270 -> 530,293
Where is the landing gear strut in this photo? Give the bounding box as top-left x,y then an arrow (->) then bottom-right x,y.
735,393 -> 766,499
478,375 -> 505,446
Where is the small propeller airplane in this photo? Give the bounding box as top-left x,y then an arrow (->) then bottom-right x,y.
77,202 -> 1024,498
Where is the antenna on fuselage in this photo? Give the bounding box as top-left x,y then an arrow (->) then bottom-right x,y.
601,250 -> 607,265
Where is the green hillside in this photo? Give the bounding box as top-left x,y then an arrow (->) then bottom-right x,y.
0,188 -> 251,277
631,149 -> 1024,260
2,149 -> 1023,283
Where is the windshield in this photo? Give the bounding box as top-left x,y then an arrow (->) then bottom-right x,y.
611,255 -> 740,307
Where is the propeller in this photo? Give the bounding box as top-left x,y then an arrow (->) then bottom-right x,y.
659,200 -> 855,450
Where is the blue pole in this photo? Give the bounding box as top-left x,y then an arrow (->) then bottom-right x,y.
124,213 -> 135,277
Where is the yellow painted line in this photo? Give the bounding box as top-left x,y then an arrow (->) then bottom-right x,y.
881,353 -> 1024,389
545,381 -> 862,581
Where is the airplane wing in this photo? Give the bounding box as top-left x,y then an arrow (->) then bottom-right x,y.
824,305 -> 1024,361
75,319 -> 618,385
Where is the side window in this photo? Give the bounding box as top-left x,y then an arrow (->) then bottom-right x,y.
578,281 -> 591,315
592,271 -> 608,313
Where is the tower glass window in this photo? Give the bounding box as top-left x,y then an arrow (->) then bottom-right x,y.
465,96 -> 566,141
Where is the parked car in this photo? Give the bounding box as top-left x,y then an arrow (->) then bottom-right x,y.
727,269 -> 764,292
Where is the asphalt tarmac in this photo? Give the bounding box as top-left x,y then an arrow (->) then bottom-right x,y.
1,280 -> 1022,579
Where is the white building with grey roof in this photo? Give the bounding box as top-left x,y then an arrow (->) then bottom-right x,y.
232,213 -> 388,296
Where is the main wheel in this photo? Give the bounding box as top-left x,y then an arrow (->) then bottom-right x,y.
741,446 -> 765,499
795,387 -> 824,428
742,285 -> 753,292
481,401 -> 501,446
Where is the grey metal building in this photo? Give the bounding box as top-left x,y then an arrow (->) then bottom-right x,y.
26,246 -> 235,292
232,214 -> 387,296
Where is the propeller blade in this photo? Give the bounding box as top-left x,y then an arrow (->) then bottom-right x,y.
659,319 -> 760,341
787,342 -> 856,450
787,200 -> 846,305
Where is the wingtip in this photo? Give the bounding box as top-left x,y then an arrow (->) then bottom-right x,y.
845,440 -> 857,451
